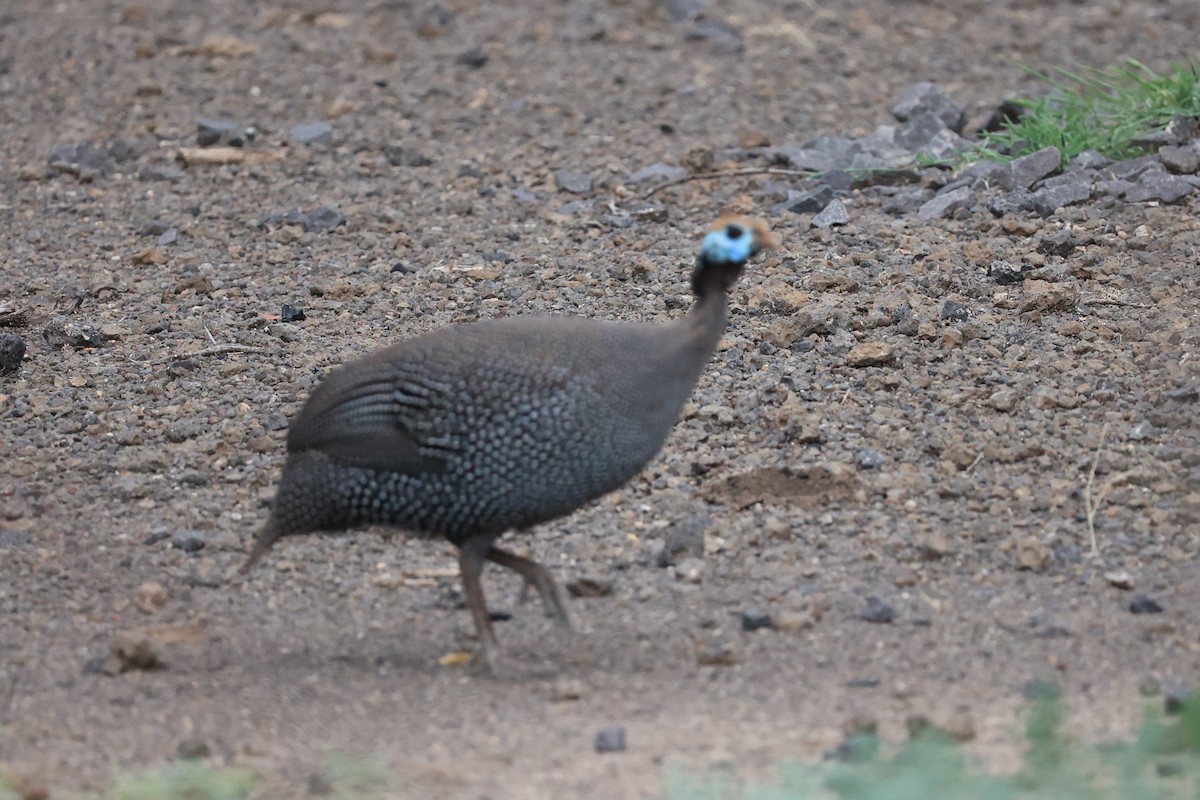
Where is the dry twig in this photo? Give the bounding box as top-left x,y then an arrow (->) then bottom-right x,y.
1083,423 -> 1109,558
167,343 -> 266,362
641,167 -> 817,198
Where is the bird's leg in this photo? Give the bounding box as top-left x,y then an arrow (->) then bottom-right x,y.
457,539 -> 499,671
485,546 -> 572,630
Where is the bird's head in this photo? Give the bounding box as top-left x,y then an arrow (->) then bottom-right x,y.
692,214 -> 777,298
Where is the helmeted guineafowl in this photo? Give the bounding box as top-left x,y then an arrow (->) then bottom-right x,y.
241,214 -> 777,668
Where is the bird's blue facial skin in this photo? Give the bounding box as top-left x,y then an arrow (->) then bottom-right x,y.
701,225 -> 754,265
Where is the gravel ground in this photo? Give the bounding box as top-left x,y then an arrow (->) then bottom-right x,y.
1,1 -> 1199,797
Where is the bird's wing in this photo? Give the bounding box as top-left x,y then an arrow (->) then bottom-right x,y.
286,356 -> 450,474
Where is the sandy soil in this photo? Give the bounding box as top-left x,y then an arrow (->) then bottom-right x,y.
1,0 -> 1198,797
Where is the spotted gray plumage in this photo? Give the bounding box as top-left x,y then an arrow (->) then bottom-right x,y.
241,215 -> 777,670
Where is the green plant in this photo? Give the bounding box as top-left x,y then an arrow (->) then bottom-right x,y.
106,763 -> 259,800
667,692 -> 1200,800
978,60 -> 1200,165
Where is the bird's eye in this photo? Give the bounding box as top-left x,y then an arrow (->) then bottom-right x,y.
726,225 -> 744,240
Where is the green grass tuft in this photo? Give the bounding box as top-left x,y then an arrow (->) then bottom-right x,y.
667,692 -> 1200,800
105,763 -> 259,800
978,60 -> 1200,166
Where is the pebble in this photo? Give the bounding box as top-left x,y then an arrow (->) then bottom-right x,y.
940,300 -> 970,322
554,169 -> 593,194
775,185 -> 833,215
281,304 -> 306,322
917,185 -> 973,220
1124,170 -> 1195,203
1030,176 -> 1091,217
859,595 -> 895,623
1129,595 -> 1163,614
993,146 -> 1061,191
1015,537 -> 1051,571
196,118 -> 251,147
0,333 -> 26,374
1158,144 -> 1200,174
47,141 -> 114,181
171,531 -> 206,553
854,449 -> 886,470
845,341 -> 895,367
290,121 -> 333,145
593,726 -> 626,753
384,145 -> 434,167
133,581 -> 169,614
740,608 -> 772,632
657,516 -> 706,567
810,199 -> 849,228
456,46 -> 488,69
177,738 -> 212,760
891,81 -> 966,132
1104,570 -> 1134,590
673,557 -> 704,583
548,677 -> 586,702
693,631 -> 740,665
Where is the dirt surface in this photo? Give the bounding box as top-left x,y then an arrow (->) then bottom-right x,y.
2,1 -> 1199,797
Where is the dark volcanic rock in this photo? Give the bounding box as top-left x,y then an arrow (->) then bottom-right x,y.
1124,169 -> 1196,203
891,82 -> 966,133
918,185 -> 973,220
993,147 -> 1061,191
0,333 -> 26,374
811,199 -> 850,228
1030,175 -> 1092,217
774,185 -> 835,215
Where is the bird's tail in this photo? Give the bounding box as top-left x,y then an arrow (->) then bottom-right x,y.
239,518 -> 282,575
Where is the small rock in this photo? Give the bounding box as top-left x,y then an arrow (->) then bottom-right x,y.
594,726 -> 626,753
1016,537 -> 1051,571
456,46 -> 488,68
1104,570 -> 1135,590
566,576 -> 613,598
993,146 -> 1061,191
915,531 -> 953,560
1037,228 -> 1076,257
891,82 -> 966,132
0,333 -> 26,374
985,189 -> 1034,216
548,677 -> 586,702
1029,176 -> 1091,217
1164,685 -> 1190,714
881,187 -> 933,215
290,121 -> 333,145
133,581 -> 169,614
43,321 -> 108,349
627,162 -> 688,185
138,163 -> 187,182
281,304 -> 306,323
0,530 -> 32,548
989,260 -> 1028,285
1129,595 -> 1163,614
657,516 -> 706,567
811,199 -> 850,228
196,118 -> 252,147
1158,144 -> 1200,175
740,608 -> 772,632
1123,170 -> 1195,204
157,227 -> 178,246
384,145 -> 434,167
171,531 -> 206,553
940,300 -> 970,322
986,389 -> 1017,412
260,207 -> 347,233
1069,150 -> 1109,170
894,111 -> 949,152
554,169 -> 593,194
845,341 -> 895,367
1128,421 -> 1156,441
854,449 -> 885,470
1020,279 -> 1077,314
47,141 -> 114,181
694,631 -> 741,665
917,185 -> 973,220
674,557 -> 704,583
859,596 -> 895,624
775,185 -> 834,215
177,738 -> 211,760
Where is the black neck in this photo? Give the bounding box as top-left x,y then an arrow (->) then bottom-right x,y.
691,253 -> 744,301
